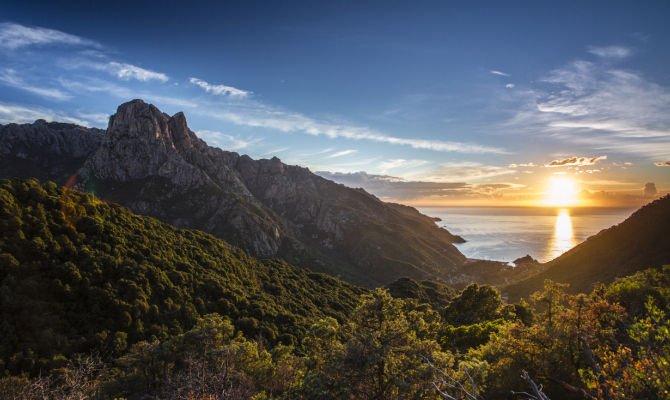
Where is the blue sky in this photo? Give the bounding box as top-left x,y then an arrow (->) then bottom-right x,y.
1,1 -> 669,205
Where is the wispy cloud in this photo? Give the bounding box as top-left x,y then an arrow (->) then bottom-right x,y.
655,161 -> 670,167
588,45 -> 632,58
490,70 -> 510,77
505,83 -> 515,89
189,77 -> 250,97
326,149 -> 357,158
316,170 -> 520,201
75,112 -> 109,125
0,68 -> 71,100
425,162 -> 516,182
204,105 -> 508,154
1,21 -> 506,157
60,60 -> 169,82
377,159 -> 430,173
0,22 -> 102,50
58,77 -> 197,109
195,130 -> 260,151
0,102 -> 94,126
508,162 -> 535,168
506,53 -> 670,159
93,62 -> 169,82
545,155 -> 607,167
261,147 -> 289,157
311,148 -> 335,155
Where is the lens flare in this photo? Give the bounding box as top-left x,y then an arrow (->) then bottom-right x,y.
543,177 -> 579,207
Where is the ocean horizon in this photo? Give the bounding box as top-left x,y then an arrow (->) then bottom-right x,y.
417,206 -> 637,263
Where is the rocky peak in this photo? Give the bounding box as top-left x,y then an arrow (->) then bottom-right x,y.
108,99 -> 170,145
2,99 -> 471,286
80,99 -> 211,185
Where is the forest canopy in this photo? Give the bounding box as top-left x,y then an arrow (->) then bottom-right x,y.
1,179 -> 668,399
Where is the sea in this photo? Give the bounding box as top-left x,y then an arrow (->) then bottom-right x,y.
416,206 -> 636,263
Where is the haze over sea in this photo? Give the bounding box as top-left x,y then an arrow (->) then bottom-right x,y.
417,207 -> 636,263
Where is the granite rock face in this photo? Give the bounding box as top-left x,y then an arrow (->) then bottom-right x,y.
78,100 -> 284,258
0,120 -> 103,183
1,99 -> 469,286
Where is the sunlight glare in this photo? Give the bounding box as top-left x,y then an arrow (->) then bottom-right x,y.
547,208 -> 577,260
543,177 -> 579,207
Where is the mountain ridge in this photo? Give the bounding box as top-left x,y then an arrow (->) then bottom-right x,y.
1,99 -> 475,287
504,194 -> 670,300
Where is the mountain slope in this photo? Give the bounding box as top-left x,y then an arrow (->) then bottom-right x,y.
504,195 -> 670,301
0,178 -> 365,375
0,99 -> 467,287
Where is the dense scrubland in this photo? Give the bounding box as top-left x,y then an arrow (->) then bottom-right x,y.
1,179 -> 668,399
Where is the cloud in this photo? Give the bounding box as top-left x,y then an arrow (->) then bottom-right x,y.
505,83 -> 515,89
0,21 -> 504,157
57,78 -> 197,109
204,105 -> 508,154
316,170 -> 519,201
62,60 -> 169,82
427,162 -> 515,182
490,70 -> 510,77
58,76 -> 503,155
506,55 -> 670,159
93,62 -> 169,82
0,22 -> 102,50
261,147 -> 289,156
0,69 -> 71,100
655,161 -> 670,167
195,130 -> 260,151
0,102 -> 95,126
545,155 -> 607,167
326,149 -> 357,158
316,171 -> 468,200
588,45 -> 632,58
310,148 -> 335,155
644,182 -> 657,198
189,77 -> 250,97
377,159 -> 430,173
75,112 -> 109,125
508,162 -> 535,168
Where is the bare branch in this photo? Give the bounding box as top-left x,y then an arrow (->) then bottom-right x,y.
580,334 -> 609,400
422,355 -> 480,400
517,370 -> 550,400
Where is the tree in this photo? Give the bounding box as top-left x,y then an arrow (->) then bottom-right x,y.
293,289 -> 450,399
443,284 -> 504,325
585,298 -> 670,399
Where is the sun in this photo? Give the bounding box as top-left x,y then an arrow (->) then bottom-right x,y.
543,177 -> 579,207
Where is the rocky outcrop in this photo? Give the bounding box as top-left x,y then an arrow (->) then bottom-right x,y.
1,99 -> 469,287
78,100 -> 284,258
513,254 -> 539,266
0,120 -> 102,183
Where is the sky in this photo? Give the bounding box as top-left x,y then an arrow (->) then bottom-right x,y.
1,0 -> 669,207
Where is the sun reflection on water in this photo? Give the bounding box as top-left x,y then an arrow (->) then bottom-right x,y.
547,208 -> 577,260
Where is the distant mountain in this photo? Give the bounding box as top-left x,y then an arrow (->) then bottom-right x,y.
0,178 -> 365,375
504,195 -> 670,301
0,119 -> 102,183
0,100 -> 469,287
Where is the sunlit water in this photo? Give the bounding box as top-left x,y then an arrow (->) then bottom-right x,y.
417,206 -> 635,263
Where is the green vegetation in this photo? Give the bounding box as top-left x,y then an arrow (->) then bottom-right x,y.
0,178 -> 364,377
1,179 -> 668,399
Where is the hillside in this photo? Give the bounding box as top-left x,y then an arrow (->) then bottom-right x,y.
0,100 -> 468,287
504,195 -> 670,301
0,178 -> 365,376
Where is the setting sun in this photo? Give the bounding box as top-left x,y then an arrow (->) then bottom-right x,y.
543,177 -> 579,207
